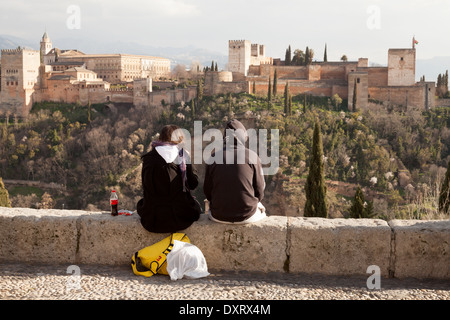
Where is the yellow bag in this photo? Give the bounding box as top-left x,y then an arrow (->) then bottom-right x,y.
131,233 -> 190,277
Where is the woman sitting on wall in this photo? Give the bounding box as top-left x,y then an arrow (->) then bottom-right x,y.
137,125 -> 201,233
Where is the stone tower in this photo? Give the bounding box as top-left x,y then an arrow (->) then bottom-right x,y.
387,48 -> 416,86
228,40 -> 272,77
0,47 -> 40,116
40,32 -> 52,56
228,40 -> 251,76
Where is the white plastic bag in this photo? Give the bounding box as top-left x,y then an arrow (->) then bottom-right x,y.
166,240 -> 210,281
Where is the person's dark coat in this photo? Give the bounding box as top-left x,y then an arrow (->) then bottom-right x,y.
203,119 -> 265,222
137,148 -> 201,233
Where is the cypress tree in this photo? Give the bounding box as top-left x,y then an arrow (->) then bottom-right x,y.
324,43 -> 328,62
0,177 -> 11,208
305,47 -> 310,66
349,186 -> 365,218
365,199 -> 375,218
285,45 -> 292,65
304,120 -> 328,217
211,60 -> 214,71
268,77 -> 272,102
303,94 -> 307,113
197,79 -> 203,102
215,62 -> 218,71
349,186 -> 376,218
252,81 -> 256,94
439,160 -> 450,214
288,94 -> 292,116
352,79 -> 357,112
284,82 -> 289,114
273,69 -> 278,96
87,99 -> 92,124
191,98 -> 196,119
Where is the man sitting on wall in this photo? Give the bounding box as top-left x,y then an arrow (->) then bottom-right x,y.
203,119 -> 266,224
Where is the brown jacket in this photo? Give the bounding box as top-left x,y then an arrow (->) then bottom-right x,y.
203,120 -> 265,222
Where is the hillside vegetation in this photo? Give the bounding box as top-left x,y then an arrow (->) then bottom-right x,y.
0,92 -> 449,219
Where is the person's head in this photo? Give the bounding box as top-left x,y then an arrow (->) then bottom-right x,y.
224,119 -> 248,145
159,124 -> 184,144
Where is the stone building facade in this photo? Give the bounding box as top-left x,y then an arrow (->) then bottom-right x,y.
56,53 -> 171,84
0,32 -> 180,116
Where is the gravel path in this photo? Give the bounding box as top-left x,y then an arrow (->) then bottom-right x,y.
0,262 -> 448,301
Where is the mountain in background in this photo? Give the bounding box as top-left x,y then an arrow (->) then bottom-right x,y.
0,34 -> 36,51
0,34 -> 448,86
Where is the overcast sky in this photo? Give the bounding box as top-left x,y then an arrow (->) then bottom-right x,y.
1,0 -> 449,64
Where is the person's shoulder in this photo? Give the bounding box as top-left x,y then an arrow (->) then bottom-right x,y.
142,149 -> 162,163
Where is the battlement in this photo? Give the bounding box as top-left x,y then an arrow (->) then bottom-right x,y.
105,88 -> 133,92
1,48 -> 24,55
1,48 -> 39,55
229,40 -> 250,47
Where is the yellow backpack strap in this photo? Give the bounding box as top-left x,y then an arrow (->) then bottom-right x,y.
162,233 -> 176,255
131,252 -> 156,278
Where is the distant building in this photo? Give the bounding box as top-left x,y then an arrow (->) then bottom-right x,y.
0,32 -> 180,116
208,38 -> 435,110
0,47 -> 40,116
228,40 -> 272,77
55,53 -> 171,84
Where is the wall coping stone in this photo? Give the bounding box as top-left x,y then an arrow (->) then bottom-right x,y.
0,207 -> 448,279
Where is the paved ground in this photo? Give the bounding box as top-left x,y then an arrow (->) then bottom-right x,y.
1,262 -> 448,301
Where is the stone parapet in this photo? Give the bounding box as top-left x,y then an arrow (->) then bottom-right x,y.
0,207 -> 448,279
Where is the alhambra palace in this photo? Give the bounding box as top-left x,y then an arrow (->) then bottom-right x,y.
0,33 -> 437,116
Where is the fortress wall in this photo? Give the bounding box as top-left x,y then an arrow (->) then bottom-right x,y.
320,64 -> 347,80
368,85 -> 427,108
331,85 -> 349,99
367,67 -> 389,87
0,207 -> 448,279
253,65 -> 308,79
208,82 -> 250,96
34,86 -> 81,104
148,87 -> 197,107
251,80 -> 334,97
105,90 -> 134,104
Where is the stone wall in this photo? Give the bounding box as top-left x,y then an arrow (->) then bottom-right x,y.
0,207 -> 448,279
368,84 -> 434,109
147,87 -> 197,107
367,67 -> 388,87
